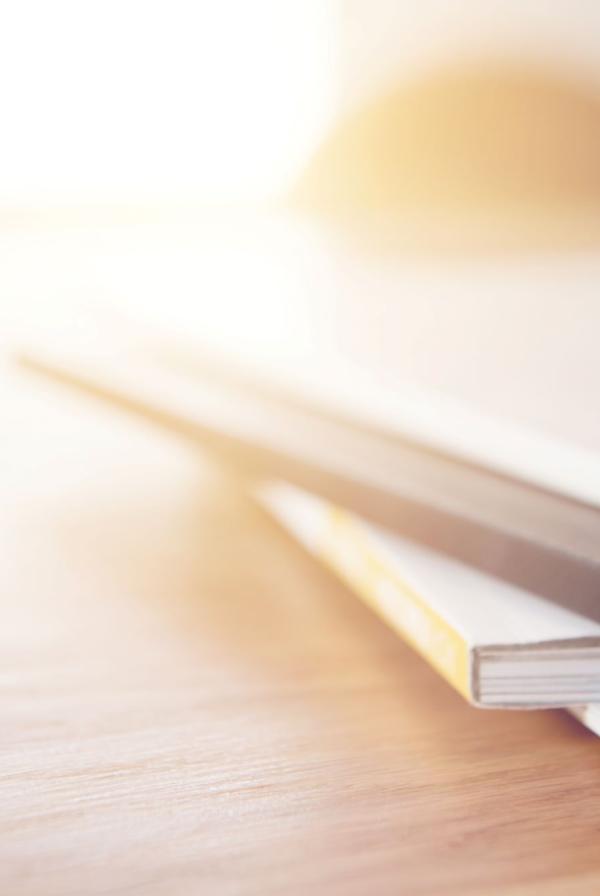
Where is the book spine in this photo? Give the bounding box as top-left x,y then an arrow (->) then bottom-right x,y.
319,506 -> 472,701
260,484 -> 472,701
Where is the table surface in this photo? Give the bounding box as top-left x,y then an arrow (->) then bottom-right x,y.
3,365 -> 600,896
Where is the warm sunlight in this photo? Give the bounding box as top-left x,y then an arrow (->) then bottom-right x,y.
0,1 -> 339,206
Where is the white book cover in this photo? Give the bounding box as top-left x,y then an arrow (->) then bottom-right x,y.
257,481 -> 600,715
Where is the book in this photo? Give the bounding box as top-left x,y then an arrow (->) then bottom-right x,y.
17,296 -> 600,621
256,481 -> 600,710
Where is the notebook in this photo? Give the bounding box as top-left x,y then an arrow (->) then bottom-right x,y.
15,215 -> 600,614
257,481 -> 600,711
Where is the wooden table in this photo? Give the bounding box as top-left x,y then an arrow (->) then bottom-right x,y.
3,366 -> 600,896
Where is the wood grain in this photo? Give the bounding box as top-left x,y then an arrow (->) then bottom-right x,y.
3,368 -> 600,896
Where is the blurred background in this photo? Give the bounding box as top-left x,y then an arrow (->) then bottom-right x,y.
3,0 -> 600,381
2,1 -> 600,217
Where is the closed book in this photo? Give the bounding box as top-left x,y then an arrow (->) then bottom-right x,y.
16,237 -> 600,620
258,482 -> 600,711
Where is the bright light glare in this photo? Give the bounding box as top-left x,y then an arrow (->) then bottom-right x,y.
0,1 -> 339,205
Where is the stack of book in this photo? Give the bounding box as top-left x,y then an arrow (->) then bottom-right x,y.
18,221 -> 600,735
